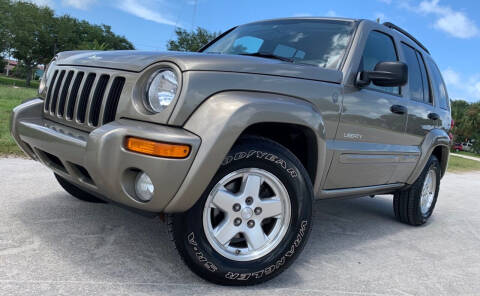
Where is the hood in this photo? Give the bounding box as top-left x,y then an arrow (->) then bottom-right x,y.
56,50 -> 343,83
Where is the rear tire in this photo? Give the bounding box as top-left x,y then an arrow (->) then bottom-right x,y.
168,136 -> 313,285
54,174 -> 106,203
393,155 -> 441,226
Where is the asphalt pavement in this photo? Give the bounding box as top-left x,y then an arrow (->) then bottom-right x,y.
1,157 -> 479,296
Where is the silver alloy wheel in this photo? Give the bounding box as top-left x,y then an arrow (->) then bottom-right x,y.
420,168 -> 437,215
202,168 -> 291,261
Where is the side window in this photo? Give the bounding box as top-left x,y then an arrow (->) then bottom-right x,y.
426,57 -> 450,110
416,52 -> 431,104
361,31 -> 399,95
401,43 -> 424,101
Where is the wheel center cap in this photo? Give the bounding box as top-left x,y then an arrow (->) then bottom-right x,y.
241,207 -> 253,219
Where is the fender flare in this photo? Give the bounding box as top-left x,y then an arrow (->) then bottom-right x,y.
406,128 -> 450,184
163,91 -> 326,213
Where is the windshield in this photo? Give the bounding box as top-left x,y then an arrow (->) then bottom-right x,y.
203,19 -> 356,69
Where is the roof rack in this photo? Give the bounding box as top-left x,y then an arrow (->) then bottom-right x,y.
383,22 -> 430,54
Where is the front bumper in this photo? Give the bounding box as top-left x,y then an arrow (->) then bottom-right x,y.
11,98 -> 201,212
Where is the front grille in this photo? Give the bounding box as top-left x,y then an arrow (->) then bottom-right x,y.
43,67 -> 125,130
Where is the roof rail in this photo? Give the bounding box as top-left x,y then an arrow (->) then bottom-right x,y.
383,22 -> 430,54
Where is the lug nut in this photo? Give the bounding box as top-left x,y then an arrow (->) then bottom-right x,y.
232,203 -> 241,212
234,218 -> 242,226
247,220 -> 255,228
245,197 -> 253,205
254,207 -> 262,215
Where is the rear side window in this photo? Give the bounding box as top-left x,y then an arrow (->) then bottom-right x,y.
401,43 -> 424,101
426,57 -> 449,110
360,31 -> 399,95
416,52 -> 431,103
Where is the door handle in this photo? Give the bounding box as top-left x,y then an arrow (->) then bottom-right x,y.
390,104 -> 407,115
428,112 -> 440,120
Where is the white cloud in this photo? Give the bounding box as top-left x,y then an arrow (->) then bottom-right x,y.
442,68 -> 460,86
404,0 -> 478,39
433,11 -> 478,39
378,0 -> 392,4
473,82 -> 480,99
326,10 -> 337,17
442,68 -> 480,101
118,0 -> 181,27
61,0 -> 97,10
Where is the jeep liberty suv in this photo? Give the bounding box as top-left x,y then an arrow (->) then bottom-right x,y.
11,18 -> 452,285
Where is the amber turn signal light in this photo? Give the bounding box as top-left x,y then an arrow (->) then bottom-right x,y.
125,137 -> 190,158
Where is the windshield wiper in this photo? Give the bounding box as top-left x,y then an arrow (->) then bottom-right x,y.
238,52 -> 294,63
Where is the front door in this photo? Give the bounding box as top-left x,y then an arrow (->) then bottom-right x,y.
325,30 -> 410,189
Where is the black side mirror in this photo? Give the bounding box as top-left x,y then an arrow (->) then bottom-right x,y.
356,61 -> 408,87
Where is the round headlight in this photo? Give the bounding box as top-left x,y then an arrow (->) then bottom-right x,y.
39,59 -> 56,96
145,69 -> 178,113
38,73 -> 47,95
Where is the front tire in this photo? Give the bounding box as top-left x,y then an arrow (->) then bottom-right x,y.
393,155 -> 441,226
168,137 -> 313,285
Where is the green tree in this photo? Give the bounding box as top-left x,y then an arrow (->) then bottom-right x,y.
451,100 -> 480,154
8,1 -> 55,86
3,1 -> 134,86
11,62 -> 29,79
465,103 -> 480,138
0,0 -> 13,55
167,27 -> 218,52
77,40 -> 108,50
54,16 -> 134,52
0,57 -> 7,74
451,100 -> 470,141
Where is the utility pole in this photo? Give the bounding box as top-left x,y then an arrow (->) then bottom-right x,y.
5,42 -> 11,76
6,53 -> 11,77
191,0 -> 198,31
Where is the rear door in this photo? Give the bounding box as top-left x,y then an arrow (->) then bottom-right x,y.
423,55 -> 452,132
325,29 -> 409,189
390,43 -> 435,183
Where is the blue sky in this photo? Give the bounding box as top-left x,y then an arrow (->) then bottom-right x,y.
29,0 -> 480,102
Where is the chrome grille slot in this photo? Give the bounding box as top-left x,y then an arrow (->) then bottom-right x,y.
88,74 -> 110,126
66,72 -> 84,120
103,77 -> 125,124
57,70 -> 74,117
76,73 -> 96,123
44,70 -> 58,112
50,70 -> 66,113
42,66 -> 126,132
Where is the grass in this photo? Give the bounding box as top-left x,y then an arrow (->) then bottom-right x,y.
0,84 -> 37,155
447,154 -> 480,172
0,75 -> 39,89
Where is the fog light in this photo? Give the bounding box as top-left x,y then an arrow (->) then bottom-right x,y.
134,172 -> 154,202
